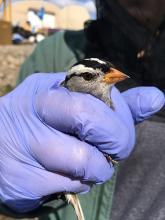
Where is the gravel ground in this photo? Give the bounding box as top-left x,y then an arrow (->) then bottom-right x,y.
0,44 -> 36,96
0,44 -> 36,219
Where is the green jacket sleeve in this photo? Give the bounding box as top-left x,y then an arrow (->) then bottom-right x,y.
17,31 -> 78,84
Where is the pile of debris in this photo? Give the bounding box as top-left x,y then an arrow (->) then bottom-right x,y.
0,44 -> 35,96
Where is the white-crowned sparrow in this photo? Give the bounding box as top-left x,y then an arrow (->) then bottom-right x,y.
61,58 -> 129,220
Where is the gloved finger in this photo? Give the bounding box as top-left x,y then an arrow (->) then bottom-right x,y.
34,73 -> 135,160
3,162 -> 91,213
122,87 -> 165,124
35,83 -> 132,160
30,126 -> 114,183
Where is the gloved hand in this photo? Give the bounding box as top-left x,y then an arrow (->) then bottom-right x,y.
0,73 -> 164,213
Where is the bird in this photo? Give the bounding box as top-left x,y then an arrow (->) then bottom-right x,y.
60,57 -> 129,220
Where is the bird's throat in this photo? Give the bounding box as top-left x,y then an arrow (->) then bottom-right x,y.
97,87 -> 114,110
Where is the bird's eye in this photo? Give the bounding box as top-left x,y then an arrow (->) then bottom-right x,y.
82,72 -> 94,81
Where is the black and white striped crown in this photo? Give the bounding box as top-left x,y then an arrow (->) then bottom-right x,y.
68,58 -> 114,76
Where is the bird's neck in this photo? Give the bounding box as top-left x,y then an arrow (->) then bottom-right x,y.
101,92 -> 114,109
95,86 -> 114,109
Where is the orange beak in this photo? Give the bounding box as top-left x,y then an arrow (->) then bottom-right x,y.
102,68 -> 129,84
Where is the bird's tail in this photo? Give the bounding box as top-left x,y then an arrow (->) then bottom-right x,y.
65,193 -> 85,220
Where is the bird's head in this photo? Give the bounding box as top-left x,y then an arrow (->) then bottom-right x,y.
62,58 -> 129,105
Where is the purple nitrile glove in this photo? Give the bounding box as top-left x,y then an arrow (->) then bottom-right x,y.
0,73 -> 164,213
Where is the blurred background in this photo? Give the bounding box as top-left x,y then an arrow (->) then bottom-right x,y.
0,0 -> 96,95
